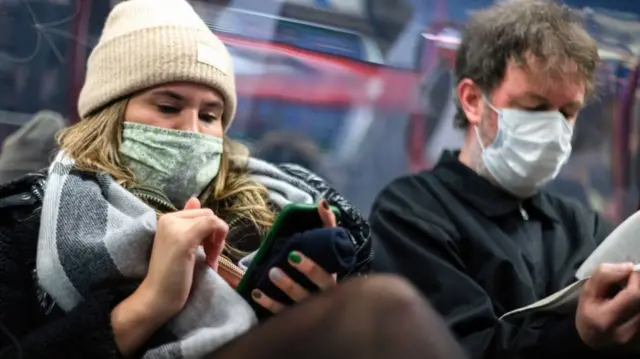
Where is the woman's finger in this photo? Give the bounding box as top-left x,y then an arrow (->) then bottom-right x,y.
183,197 -> 201,210
251,289 -> 285,314
268,267 -> 310,302
288,251 -> 336,291
173,208 -> 216,219
203,224 -> 227,271
318,200 -> 337,228
200,212 -> 228,270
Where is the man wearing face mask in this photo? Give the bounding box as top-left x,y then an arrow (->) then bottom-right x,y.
370,1 -> 640,358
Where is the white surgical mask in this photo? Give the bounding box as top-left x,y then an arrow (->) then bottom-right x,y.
475,97 -> 573,197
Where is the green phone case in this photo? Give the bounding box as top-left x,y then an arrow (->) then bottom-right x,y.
236,203 -> 340,296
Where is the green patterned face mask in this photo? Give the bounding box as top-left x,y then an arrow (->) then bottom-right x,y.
119,122 -> 224,208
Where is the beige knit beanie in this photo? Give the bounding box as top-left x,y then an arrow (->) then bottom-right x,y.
78,0 -> 236,130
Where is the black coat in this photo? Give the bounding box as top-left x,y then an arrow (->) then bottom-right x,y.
0,172 -> 134,358
370,151 -> 618,359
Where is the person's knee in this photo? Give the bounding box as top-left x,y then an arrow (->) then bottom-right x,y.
342,274 -> 428,315
339,275 -> 466,358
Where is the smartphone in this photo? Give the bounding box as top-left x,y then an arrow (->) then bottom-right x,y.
236,203 -> 341,297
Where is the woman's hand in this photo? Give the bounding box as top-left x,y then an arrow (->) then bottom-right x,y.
141,197 -> 228,318
112,197 -> 227,356
252,200 -> 338,314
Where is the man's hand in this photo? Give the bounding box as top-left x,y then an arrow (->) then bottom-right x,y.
576,262 -> 640,351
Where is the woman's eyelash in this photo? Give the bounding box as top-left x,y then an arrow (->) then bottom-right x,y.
156,105 -> 217,123
157,105 -> 180,114
199,114 -> 217,123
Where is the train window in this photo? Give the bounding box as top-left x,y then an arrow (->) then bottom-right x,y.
3,0 -> 640,220
228,98 -> 348,152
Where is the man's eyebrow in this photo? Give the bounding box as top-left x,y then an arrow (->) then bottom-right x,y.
508,92 -> 583,109
565,99 -> 584,108
508,92 -> 549,105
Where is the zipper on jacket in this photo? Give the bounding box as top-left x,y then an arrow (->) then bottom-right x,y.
218,255 -> 245,279
227,216 -> 241,228
341,238 -> 373,280
31,178 -> 46,202
135,192 -> 177,212
130,185 -> 177,213
518,204 -> 529,221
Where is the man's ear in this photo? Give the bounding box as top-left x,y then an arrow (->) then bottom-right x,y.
457,79 -> 482,126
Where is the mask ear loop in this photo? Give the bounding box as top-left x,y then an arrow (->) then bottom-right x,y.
474,125 -> 486,151
474,95 -> 499,151
482,95 -> 499,113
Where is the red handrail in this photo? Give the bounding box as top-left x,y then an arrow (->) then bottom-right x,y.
67,0 -> 91,124
614,62 -> 639,219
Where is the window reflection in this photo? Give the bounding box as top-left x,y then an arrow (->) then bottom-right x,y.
1,0 -> 640,221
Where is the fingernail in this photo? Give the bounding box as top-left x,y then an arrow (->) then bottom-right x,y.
321,200 -> 330,210
269,267 -> 283,281
251,290 -> 262,299
288,251 -> 302,264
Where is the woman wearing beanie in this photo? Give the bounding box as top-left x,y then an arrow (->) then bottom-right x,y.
0,1 -> 467,359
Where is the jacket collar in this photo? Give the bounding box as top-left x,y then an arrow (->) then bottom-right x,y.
429,151 -> 556,220
0,169 -> 47,210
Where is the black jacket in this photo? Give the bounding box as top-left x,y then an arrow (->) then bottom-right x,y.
370,151 -> 616,359
0,166 -> 371,358
0,172 -> 137,359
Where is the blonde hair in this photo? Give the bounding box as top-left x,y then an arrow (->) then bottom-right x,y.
57,98 -> 275,259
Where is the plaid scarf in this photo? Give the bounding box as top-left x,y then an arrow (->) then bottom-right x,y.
36,152 -> 256,359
